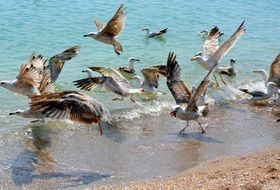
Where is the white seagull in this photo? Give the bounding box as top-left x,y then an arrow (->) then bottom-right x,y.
9,91 -> 109,135
119,57 -> 140,74
141,27 -> 168,38
166,52 -> 217,134
84,4 -> 126,55
191,22 -> 245,83
73,67 -> 144,102
239,82 -> 278,101
253,53 -> 280,88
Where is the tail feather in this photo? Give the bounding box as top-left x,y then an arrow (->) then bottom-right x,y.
160,28 -> 168,34
113,40 -> 123,55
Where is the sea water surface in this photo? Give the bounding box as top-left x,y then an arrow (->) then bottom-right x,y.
0,0 -> 280,189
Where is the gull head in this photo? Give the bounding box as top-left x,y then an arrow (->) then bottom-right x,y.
191,52 -> 203,61
82,69 -> 93,78
0,80 -> 13,89
170,105 -> 182,118
200,29 -> 208,35
83,32 -> 98,38
253,69 -> 266,74
133,76 -> 142,84
9,109 -> 25,116
141,27 -> 149,31
128,57 -> 140,63
230,59 -> 237,64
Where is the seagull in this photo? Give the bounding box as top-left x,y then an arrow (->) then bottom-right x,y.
166,52 -> 216,134
84,4 -> 126,55
9,91 -> 109,135
219,58 -> 238,77
141,27 -> 168,38
133,67 -> 165,92
119,57 -> 140,74
200,26 -> 224,39
191,22 -> 245,84
239,82 -> 278,101
253,53 -> 280,88
73,67 -> 144,102
0,45 -> 80,97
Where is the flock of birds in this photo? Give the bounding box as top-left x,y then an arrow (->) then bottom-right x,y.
1,4 -> 280,135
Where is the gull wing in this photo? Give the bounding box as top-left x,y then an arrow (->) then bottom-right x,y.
151,65 -> 167,76
203,26 -> 221,60
16,53 -> 45,88
186,63 -> 217,112
208,21 -> 246,63
141,68 -> 161,89
73,77 -> 106,91
95,20 -> 104,32
100,4 -> 126,37
166,52 -> 192,105
30,91 -> 104,124
38,69 -> 55,94
268,53 -> 280,87
47,45 -> 80,82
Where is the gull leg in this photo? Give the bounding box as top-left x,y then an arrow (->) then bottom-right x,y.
219,74 -> 227,85
98,122 -> 103,135
179,121 -> 189,134
213,74 -> 220,87
130,95 -> 136,103
197,120 -> 206,134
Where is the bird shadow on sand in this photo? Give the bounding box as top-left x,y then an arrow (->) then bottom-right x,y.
178,132 -> 223,144
11,123 -> 110,188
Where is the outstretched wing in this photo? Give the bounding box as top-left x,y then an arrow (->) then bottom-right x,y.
73,77 -> 106,91
100,4 -> 126,37
30,91 -> 104,124
203,26 -> 222,60
95,20 -> 104,32
208,21 -> 245,63
186,63 -> 217,112
152,65 -> 167,76
47,45 -> 80,82
268,53 -> 280,87
166,52 -> 192,105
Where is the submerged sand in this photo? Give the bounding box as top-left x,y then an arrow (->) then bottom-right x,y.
95,147 -> 280,190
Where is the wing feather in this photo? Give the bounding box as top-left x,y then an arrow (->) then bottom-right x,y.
268,53 -> 280,87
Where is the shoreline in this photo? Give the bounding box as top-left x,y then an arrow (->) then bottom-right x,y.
94,146 -> 280,189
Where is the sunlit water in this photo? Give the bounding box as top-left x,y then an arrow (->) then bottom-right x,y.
0,0 -> 279,189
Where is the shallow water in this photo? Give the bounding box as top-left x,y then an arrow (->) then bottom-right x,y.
0,0 -> 280,189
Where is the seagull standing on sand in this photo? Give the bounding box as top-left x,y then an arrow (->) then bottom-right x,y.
73,67 -> 144,102
84,4 -> 126,55
191,22 -> 245,84
119,57 -> 140,74
9,91 -> 109,135
141,27 -> 168,38
253,53 -> 280,88
166,52 -> 216,134
239,82 -> 278,101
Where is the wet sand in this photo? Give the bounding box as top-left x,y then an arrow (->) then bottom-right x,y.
94,146 -> 280,190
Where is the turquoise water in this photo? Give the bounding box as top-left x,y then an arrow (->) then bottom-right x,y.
0,0 -> 280,189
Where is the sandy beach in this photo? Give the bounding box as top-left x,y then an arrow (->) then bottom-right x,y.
94,146 -> 280,190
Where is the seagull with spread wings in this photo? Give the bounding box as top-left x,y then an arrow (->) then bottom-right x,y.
9,91 -> 109,135
84,4 -> 126,55
166,52 -> 217,134
0,45 -> 80,97
191,22 -> 245,84
73,67 -> 144,102
253,53 -> 280,88
133,67 -> 166,92
141,27 -> 168,38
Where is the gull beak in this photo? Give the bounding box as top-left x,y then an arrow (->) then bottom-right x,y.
9,112 -> 15,115
83,34 -> 90,37
135,59 -> 140,62
253,70 -> 258,73
190,57 -> 196,61
82,70 -> 86,72
170,110 -> 176,117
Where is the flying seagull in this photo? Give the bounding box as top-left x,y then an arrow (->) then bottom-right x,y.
253,53 -> 280,88
141,27 -> 168,38
133,67 -> 166,92
119,57 -> 140,74
73,67 -> 143,102
0,45 -> 80,97
239,82 -> 277,101
166,52 -> 216,134
9,91 -> 109,135
84,4 -> 126,55
191,22 -> 245,84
